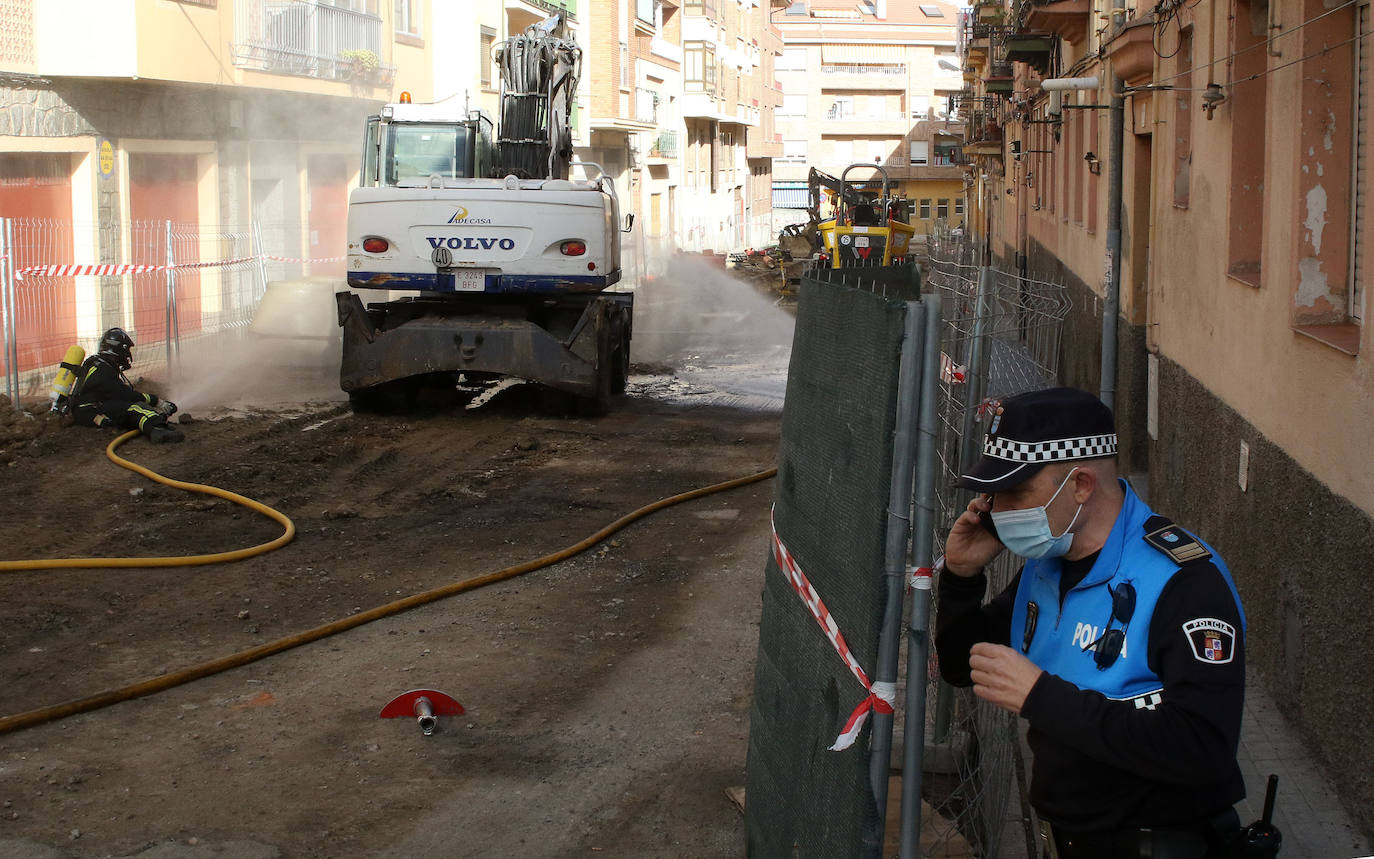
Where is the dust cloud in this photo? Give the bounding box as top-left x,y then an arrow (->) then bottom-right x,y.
631,254 -> 794,364
162,279 -> 346,413
628,253 -> 795,411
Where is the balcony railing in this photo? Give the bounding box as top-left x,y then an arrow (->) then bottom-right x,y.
821,63 -> 907,75
231,0 -> 394,83
649,130 -> 679,158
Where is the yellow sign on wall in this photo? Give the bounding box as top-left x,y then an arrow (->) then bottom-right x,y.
98,140 -> 114,177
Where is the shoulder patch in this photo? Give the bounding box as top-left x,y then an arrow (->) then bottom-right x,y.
1183,618 -> 1236,664
1144,524 -> 1213,565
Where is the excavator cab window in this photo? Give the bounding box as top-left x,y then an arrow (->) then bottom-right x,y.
385,123 -> 475,186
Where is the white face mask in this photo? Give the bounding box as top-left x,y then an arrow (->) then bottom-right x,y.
990,467 -> 1083,559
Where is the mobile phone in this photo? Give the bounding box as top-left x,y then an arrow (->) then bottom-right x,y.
977,497 -> 1001,542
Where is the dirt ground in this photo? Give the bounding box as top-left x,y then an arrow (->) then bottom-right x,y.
0,268 -> 793,858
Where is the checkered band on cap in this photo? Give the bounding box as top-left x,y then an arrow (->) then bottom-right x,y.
983,433 -> 1118,463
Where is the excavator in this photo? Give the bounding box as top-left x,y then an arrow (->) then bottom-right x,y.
774,163 -> 915,292
336,14 -> 632,414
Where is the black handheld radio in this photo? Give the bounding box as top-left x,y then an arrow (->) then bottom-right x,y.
1236,774 -> 1282,858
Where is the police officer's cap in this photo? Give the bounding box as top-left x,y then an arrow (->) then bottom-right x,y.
956,387 -> 1117,492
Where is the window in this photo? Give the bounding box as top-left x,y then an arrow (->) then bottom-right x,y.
637,0 -> 655,26
1225,0 -> 1264,285
1173,27 -> 1193,208
480,27 -> 495,88
394,0 -> 421,36
685,42 -> 717,94
780,94 -> 807,116
909,141 -> 930,166
834,140 -> 853,163
919,198 -> 932,219
782,139 -> 807,160
386,123 -> 474,184
919,4 -> 945,15
621,42 -> 630,89
1290,0 -> 1365,347
936,199 -> 949,219
911,95 -> 930,119
955,197 -> 964,216
826,96 -> 854,120
785,1 -> 806,14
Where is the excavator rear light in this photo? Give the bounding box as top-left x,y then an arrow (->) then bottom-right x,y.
362,237 -> 389,254
560,240 -> 587,256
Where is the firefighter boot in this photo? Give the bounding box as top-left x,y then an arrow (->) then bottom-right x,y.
148,424 -> 185,444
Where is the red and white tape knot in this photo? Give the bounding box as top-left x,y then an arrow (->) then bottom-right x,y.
770,508 -> 893,752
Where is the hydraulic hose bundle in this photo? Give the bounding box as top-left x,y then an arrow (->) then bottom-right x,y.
494,15 -> 582,179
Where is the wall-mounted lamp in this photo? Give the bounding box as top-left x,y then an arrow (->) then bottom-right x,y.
1201,82 -> 1227,119
1084,151 -> 1101,175
937,59 -> 963,72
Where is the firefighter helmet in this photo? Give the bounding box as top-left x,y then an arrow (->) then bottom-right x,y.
97,327 -> 135,371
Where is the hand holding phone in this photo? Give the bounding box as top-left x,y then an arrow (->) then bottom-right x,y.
944,494 -> 1004,576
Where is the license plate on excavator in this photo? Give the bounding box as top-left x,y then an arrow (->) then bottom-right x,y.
453,269 -> 487,291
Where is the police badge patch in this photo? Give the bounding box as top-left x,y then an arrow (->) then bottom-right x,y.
1183,618 -> 1237,664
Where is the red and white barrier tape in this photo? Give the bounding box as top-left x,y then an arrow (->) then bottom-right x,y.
940,352 -> 967,384
770,509 -> 895,752
262,254 -> 346,263
15,253 -> 341,280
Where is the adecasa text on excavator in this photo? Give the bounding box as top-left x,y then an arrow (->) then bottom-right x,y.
337,14 -> 633,414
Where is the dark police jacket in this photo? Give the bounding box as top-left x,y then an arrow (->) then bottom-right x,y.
936,480 -> 1247,832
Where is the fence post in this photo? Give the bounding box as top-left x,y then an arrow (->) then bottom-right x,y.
252,220 -> 269,302
1,217 -> 19,410
869,298 -> 927,841
163,220 -> 178,373
898,291 -> 945,858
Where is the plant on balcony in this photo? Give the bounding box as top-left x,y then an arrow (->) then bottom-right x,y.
339,49 -> 381,82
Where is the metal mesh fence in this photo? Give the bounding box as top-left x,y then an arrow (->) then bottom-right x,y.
0,218 -> 335,405
915,225 -> 1072,858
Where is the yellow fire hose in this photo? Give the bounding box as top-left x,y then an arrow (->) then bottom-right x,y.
0,428 -> 777,735
0,430 -> 295,572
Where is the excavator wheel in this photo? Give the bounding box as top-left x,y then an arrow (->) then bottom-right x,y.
348,378 -> 420,414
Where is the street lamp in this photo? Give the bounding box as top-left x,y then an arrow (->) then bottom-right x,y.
937,59 -> 962,72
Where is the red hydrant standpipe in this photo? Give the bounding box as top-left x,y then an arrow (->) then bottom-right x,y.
380,688 -> 464,736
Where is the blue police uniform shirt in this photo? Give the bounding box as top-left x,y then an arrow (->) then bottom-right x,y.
1009,479 -> 1246,706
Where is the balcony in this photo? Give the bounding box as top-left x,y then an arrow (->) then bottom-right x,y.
649,130 -> 680,159
636,87 -> 661,124
1025,0 -> 1092,44
985,62 -> 1015,94
683,0 -> 718,18
231,0 -> 394,83
1004,33 -> 1054,74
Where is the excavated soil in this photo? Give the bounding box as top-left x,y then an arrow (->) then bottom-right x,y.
0,381 -> 782,858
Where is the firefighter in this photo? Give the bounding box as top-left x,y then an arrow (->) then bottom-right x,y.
71,328 -> 184,444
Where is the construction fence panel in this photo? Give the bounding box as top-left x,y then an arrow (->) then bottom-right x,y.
0,217 -> 340,406
915,225 -> 1072,858
746,272 -> 918,858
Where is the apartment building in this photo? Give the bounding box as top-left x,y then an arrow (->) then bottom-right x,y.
0,0 -> 432,373
771,0 -> 965,236
957,0 -> 1374,834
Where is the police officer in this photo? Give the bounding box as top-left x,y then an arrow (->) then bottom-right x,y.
71,328 -> 184,444
936,387 -> 1246,858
